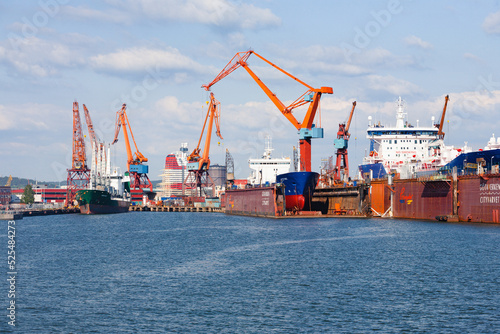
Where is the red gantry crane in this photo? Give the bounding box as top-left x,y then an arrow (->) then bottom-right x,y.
333,101 -> 356,182
184,92 -> 223,196
202,50 -> 333,172
66,101 -> 90,205
112,104 -> 153,194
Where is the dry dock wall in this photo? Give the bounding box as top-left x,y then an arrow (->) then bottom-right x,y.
458,174 -> 500,223
392,179 -> 453,220
225,187 -> 284,217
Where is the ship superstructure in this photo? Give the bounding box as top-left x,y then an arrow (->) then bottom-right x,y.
360,97 -> 470,179
248,136 -> 291,186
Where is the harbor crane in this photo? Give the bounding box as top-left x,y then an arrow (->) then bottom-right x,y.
112,103 -> 153,193
83,104 -> 108,188
333,101 -> 356,182
184,92 -> 223,196
66,101 -> 90,204
202,50 -> 333,172
436,95 -> 449,140
5,175 -> 12,187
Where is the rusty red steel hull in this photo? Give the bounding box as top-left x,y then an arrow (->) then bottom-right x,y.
225,186 -> 284,217
392,179 -> 453,220
458,174 -> 500,223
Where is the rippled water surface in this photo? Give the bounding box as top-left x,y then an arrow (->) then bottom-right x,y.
3,212 -> 500,333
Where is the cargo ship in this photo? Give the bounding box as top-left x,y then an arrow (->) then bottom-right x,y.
76,145 -> 131,214
76,189 -> 130,214
359,96 -> 470,180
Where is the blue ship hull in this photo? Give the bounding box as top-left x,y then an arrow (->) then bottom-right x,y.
441,148 -> 500,175
358,163 -> 387,179
276,171 -> 319,211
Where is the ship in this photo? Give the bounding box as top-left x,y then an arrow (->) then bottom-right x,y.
359,96 -> 471,180
76,189 -> 130,214
75,145 -> 131,214
247,136 -> 319,212
361,100 -> 500,224
276,171 -> 319,211
248,136 -> 291,186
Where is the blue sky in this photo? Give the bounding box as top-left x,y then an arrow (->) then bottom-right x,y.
1,0 -> 500,181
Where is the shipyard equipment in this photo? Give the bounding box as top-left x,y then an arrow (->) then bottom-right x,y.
202,50 -> 333,172
333,101 -> 356,182
112,104 -> 153,193
436,95 -> 449,140
184,93 -> 223,196
5,175 -> 12,187
66,101 -> 90,204
83,104 -> 108,188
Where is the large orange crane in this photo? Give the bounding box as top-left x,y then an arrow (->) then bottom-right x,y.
112,103 -> 153,193
184,92 -> 223,196
202,50 -> 333,172
66,101 -> 90,204
333,101 -> 356,182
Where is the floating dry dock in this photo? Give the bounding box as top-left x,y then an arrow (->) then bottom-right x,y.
224,183 -> 370,218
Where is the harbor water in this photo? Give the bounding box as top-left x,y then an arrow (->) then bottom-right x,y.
2,213 -> 500,333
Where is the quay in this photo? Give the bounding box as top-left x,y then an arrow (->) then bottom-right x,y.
129,205 -> 224,213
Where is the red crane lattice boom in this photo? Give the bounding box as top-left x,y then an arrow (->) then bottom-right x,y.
333,101 -> 356,182
66,101 -> 90,205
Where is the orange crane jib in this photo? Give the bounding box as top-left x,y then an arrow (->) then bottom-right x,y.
437,95 -> 449,140
187,92 -> 223,172
202,50 -> 333,172
112,104 -> 148,171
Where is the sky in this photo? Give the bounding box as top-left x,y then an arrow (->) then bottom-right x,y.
1,0 -> 500,182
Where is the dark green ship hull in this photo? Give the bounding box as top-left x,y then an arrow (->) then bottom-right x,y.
75,189 -> 130,214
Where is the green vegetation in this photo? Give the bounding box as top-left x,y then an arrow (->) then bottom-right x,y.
21,185 -> 35,204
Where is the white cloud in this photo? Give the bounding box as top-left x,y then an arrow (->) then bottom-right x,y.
90,47 -> 206,74
61,5 -> 130,24
0,103 -> 69,130
110,0 -> 281,29
403,35 -> 433,49
0,36 -> 86,76
483,11 -> 500,34
366,75 -> 422,96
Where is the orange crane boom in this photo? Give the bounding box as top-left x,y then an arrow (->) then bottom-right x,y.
202,50 -> 333,172
187,92 -> 223,172
437,95 -> 449,139
83,104 -> 97,148
112,104 -> 148,170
